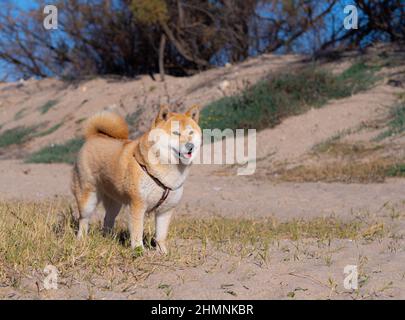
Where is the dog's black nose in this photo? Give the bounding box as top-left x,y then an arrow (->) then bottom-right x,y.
185,142 -> 194,152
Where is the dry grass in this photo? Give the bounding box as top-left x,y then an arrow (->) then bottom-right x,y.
274,159 -> 393,183
312,141 -> 383,158
0,201 -> 387,289
0,201 -> 184,288
273,141 -> 405,183
172,215 -> 364,245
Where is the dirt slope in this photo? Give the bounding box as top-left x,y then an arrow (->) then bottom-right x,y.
0,53 -> 302,157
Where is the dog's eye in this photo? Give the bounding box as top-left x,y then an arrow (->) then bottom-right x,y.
172,131 -> 180,136
189,130 -> 194,135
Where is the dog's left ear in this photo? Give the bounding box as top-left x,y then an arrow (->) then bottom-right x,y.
185,104 -> 200,123
155,105 -> 171,126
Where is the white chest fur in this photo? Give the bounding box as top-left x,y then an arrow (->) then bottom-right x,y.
139,174 -> 184,214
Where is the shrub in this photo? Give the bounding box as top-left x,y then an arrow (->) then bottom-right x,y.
38,100 -> 58,114
376,101 -> 405,140
200,61 -> 379,131
0,126 -> 39,148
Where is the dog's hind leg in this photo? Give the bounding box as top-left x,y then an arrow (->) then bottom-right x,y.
76,190 -> 99,239
102,195 -> 122,235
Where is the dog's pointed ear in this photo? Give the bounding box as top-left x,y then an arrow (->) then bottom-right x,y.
185,104 -> 200,123
155,105 -> 171,125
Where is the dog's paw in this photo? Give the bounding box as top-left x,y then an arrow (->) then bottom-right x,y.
132,245 -> 144,258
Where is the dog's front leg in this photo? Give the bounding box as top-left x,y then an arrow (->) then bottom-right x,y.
154,208 -> 174,254
129,201 -> 146,252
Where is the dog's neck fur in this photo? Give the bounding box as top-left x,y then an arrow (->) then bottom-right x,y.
134,135 -> 190,190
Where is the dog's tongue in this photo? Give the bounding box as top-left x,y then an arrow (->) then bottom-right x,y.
185,152 -> 192,158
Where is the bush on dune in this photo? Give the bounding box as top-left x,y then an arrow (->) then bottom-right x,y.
200,61 -> 380,131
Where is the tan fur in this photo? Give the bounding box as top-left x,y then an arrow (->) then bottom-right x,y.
84,111 -> 129,140
72,105 -> 201,254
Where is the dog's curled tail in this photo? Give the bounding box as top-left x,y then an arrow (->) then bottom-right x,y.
84,111 -> 129,140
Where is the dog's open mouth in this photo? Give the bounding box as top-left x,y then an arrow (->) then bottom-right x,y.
179,150 -> 193,159
173,148 -> 193,159
183,151 -> 193,159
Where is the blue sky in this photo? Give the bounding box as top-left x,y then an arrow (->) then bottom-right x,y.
11,0 -> 37,10
0,0 -> 40,80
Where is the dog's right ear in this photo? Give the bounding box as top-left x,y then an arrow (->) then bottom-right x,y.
154,105 -> 171,126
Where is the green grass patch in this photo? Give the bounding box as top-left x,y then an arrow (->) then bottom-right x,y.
200,61 -> 380,131
33,122 -> 63,138
38,99 -> 58,114
375,101 -> 405,140
26,137 -> 84,164
335,61 -> 380,89
0,126 -> 39,148
386,163 -> 405,177
14,107 -> 27,121
126,109 -> 143,127
75,117 -> 87,125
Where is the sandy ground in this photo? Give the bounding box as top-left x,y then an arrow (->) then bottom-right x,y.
1,46 -> 405,299
2,235 -> 404,300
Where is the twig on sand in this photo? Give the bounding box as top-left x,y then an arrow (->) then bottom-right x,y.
287,272 -> 330,289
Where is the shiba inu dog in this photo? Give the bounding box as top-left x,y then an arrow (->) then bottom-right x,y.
71,105 -> 201,254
